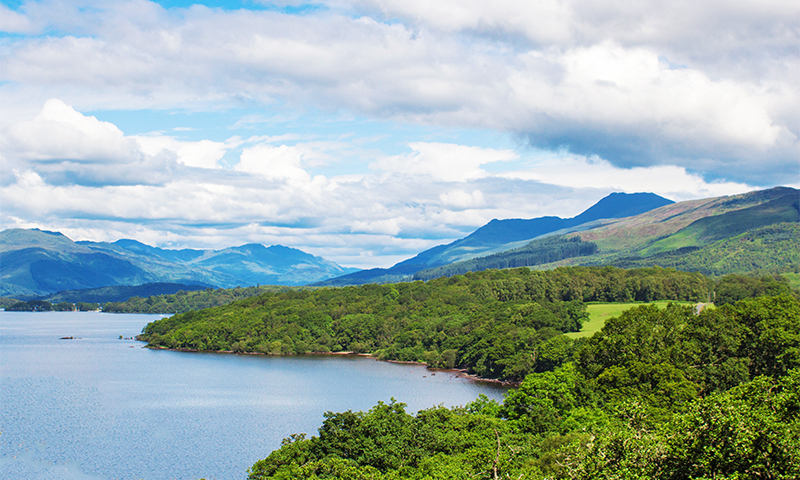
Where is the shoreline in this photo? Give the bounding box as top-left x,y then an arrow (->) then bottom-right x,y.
140,342 -> 519,387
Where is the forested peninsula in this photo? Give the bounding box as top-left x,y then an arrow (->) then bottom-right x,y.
140,267 -> 714,381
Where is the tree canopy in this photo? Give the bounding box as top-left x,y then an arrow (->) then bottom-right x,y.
247,294 -> 800,480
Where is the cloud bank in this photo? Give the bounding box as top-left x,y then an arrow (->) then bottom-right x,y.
1,0 -> 797,267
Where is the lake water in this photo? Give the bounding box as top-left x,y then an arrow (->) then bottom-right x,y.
0,312 -> 510,480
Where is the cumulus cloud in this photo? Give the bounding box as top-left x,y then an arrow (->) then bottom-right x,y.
508,43 -> 790,160
0,3 -> 36,33
350,217 -> 403,236
503,153 -> 756,201
0,1 -> 795,185
0,98 -> 787,268
439,189 -> 485,210
371,142 -> 518,182
3,99 -> 140,163
235,143 -> 313,182
134,135 -> 229,169
0,99 -> 184,186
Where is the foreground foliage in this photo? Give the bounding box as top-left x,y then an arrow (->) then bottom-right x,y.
141,267 -> 710,381
248,294 -> 800,480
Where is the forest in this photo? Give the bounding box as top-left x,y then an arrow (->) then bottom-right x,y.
246,294 -> 800,479
141,267 -> 716,382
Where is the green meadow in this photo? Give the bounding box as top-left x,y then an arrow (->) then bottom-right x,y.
784,272 -> 800,291
566,300 -> 698,338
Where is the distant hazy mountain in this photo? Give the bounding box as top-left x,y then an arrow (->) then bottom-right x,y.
0,230 -> 358,297
413,186 -> 799,280
316,192 -> 674,286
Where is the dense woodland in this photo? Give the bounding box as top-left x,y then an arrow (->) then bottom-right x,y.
133,267 -> 797,479
246,294 -> 800,480
39,282 -> 209,305
141,267 -> 713,381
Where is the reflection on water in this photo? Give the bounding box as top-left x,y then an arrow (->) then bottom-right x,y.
0,312 -> 510,480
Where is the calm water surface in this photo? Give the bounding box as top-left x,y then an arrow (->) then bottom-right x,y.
0,312 -> 509,480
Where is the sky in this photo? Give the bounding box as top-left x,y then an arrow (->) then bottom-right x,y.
0,0 -> 798,269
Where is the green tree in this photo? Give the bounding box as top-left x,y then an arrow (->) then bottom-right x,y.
663,369 -> 800,479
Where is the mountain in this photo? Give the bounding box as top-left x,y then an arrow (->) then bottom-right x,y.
316,192 -> 674,286
413,186 -> 799,280
0,230 -> 358,297
457,192 -> 674,248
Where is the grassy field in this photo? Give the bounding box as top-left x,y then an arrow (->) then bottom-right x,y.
566,301 -> 697,339
784,272 -> 800,292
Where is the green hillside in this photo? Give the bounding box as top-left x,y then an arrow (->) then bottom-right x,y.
413,236 -> 599,281
103,284 -> 296,314
612,223 -> 800,275
582,186 -> 795,253
314,192 -> 672,286
640,191 -> 799,255
413,187 -> 798,281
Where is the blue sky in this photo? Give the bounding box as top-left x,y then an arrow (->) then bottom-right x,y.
1,0 -> 798,268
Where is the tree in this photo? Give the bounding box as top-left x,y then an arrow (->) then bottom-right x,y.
662,369 -> 800,480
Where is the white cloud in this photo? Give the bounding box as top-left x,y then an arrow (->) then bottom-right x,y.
0,100 -> 776,269
343,0 -> 574,42
439,189 -> 485,209
2,99 -> 140,163
552,43 -> 783,148
350,217 -> 403,236
503,154 -> 755,201
235,144 -> 313,182
0,3 -> 35,33
134,135 -> 228,169
371,142 -> 518,182
0,1 -> 795,184
0,99 -> 181,186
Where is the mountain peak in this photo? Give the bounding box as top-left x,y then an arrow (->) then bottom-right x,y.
572,192 -> 674,224
31,228 -> 67,237
315,192 -> 675,286
0,228 -> 76,252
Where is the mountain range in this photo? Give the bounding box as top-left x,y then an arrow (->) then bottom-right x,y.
0,230 -> 357,297
315,191 -> 675,286
3,186 -> 797,299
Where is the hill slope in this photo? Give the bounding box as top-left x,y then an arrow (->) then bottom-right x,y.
414,186 -> 799,280
316,192 -> 673,286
